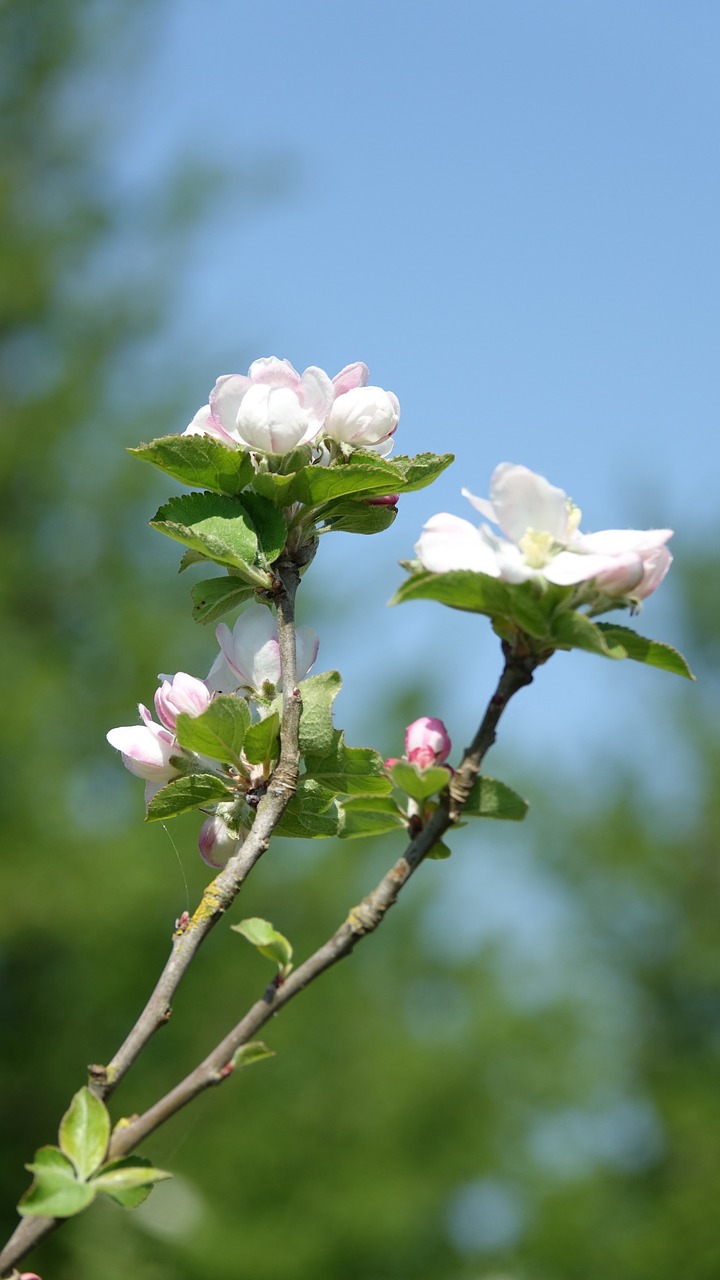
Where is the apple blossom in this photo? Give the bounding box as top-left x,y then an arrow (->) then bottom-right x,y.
324,385 -> 400,452
198,814 -> 243,869
416,463 -> 673,598
405,716 -> 452,769
206,603 -> 319,697
154,671 -> 213,732
106,705 -> 179,805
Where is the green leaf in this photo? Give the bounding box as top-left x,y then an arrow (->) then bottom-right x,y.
338,795 -> 408,839
462,776 -> 529,821
390,570 -> 553,639
304,731 -> 393,796
289,459 -> 401,506
231,1041 -> 276,1069
149,492 -> 272,587
596,623 -> 695,680
242,711 -> 280,765
59,1087 -> 110,1180
91,1157 -> 172,1207
273,779 -> 341,838
427,839 -> 453,860
249,471 -> 298,506
318,498 -> 398,536
389,760 -> 452,803
191,576 -> 256,624
385,451 -> 454,492
549,608 -> 621,657
175,695 -> 251,763
297,670 -> 342,757
129,434 -> 255,496
178,546 -> 213,571
232,918 -> 293,972
18,1146 -> 96,1218
239,491 -> 288,564
145,774 -> 233,821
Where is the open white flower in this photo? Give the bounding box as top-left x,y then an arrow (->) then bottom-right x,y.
206,604 -> 319,697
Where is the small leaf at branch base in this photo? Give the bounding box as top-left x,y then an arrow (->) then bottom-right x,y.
232,918 -> 293,972
191,577 -> 256,624
317,499 -> 397,536
59,1087 -> 110,1181
427,839 -> 452,860
129,435 -> 255,496
242,711 -> 280,765
18,1147 -> 97,1218
91,1157 -> 172,1208
231,1041 -> 276,1070
338,795 -> 408,839
596,623 -> 695,679
462,776 -> 529,821
389,760 -> 451,803
175,696 -> 251,762
146,774 -> 233,821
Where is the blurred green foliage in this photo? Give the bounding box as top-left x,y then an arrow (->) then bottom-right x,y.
1,3 -> 718,1278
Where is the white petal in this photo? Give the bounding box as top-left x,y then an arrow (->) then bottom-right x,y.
490,464 -> 571,543
415,513 -> 500,575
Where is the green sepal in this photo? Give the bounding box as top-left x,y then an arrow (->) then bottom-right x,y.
175,695 -> 251,763
232,918 -> 293,974
231,1041 -> 276,1069
338,795 -> 408,839
59,1087 -> 110,1181
91,1157 -> 172,1208
304,731 -> 393,796
145,773 -> 233,821
191,576 -> 256,624
596,623 -> 695,679
390,569 -> 554,639
389,760 -> 452,803
242,711 -> 280,765
318,499 -> 398,536
462,776 -> 528,821
427,839 -> 453,860
149,492 -> 281,587
18,1146 -> 97,1218
129,434 -> 255,496
273,779 -> 341,838
296,670 -> 342,756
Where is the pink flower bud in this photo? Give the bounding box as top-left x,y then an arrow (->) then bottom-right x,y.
154,671 -> 212,732
404,717 -> 452,769
324,386 -> 400,448
198,815 -> 243,869
366,494 -> 400,507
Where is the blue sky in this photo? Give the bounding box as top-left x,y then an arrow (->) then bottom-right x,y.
97,0 -> 716,790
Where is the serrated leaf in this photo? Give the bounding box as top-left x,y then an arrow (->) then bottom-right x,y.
386,451 -> 454,492
389,759 -> 452,803
390,570 -> 553,639
249,471 -> 298,506
59,1087 -> 110,1180
297,670 -> 342,756
92,1157 -> 172,1207
149,492 -> 271,587
231,1041 -> 276,1069
304,731 -> 393,796
175,695 -> 251,762
178,547 -> 213,571
130,434 -> 255,495
191,577 -> 256,624
145,773 -> 233,821
463,776 -> 528,821
318,498 -> 398,536
242,711 -> 280,765
232,918 -> 293,971
238,491 -> 288,564
549,609 -> 621,658
338,795 -> 407,839
273,779 -> 341,838
596,623 -> 695,679
289,459 -> 402,506
19,1146 -> 97,1218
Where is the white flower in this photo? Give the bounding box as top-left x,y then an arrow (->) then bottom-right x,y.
106,705 -> 179,806
206,604 -> 319,697
324,386 -> 400,452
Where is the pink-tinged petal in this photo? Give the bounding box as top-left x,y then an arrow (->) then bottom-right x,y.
182,403 -> 240,449
489,464 -> 571,543
299,365 -> 335,426
155,672 -> 212,731
332,362 -> 369,395
366,493 -> 399,506
235,384 -> 309,454
247,356 -> 302,390
325,386 -> 400,446
198,814 -> 243,869
405,716 -> 451,765
578,528 -> 673,555
634,546 -> 672,599
205,650 -> 237,694
210,374 -> 251,437
415,513 -> 500,576
543,550 -> 622,586
107,719 -> 178,783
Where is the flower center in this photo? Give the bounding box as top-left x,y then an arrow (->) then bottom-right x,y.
519,528 -> 556,568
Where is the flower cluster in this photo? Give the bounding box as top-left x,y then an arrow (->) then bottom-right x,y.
416,463 -> 672,602
107,606 -> 319,867
185,356 -> 400,458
